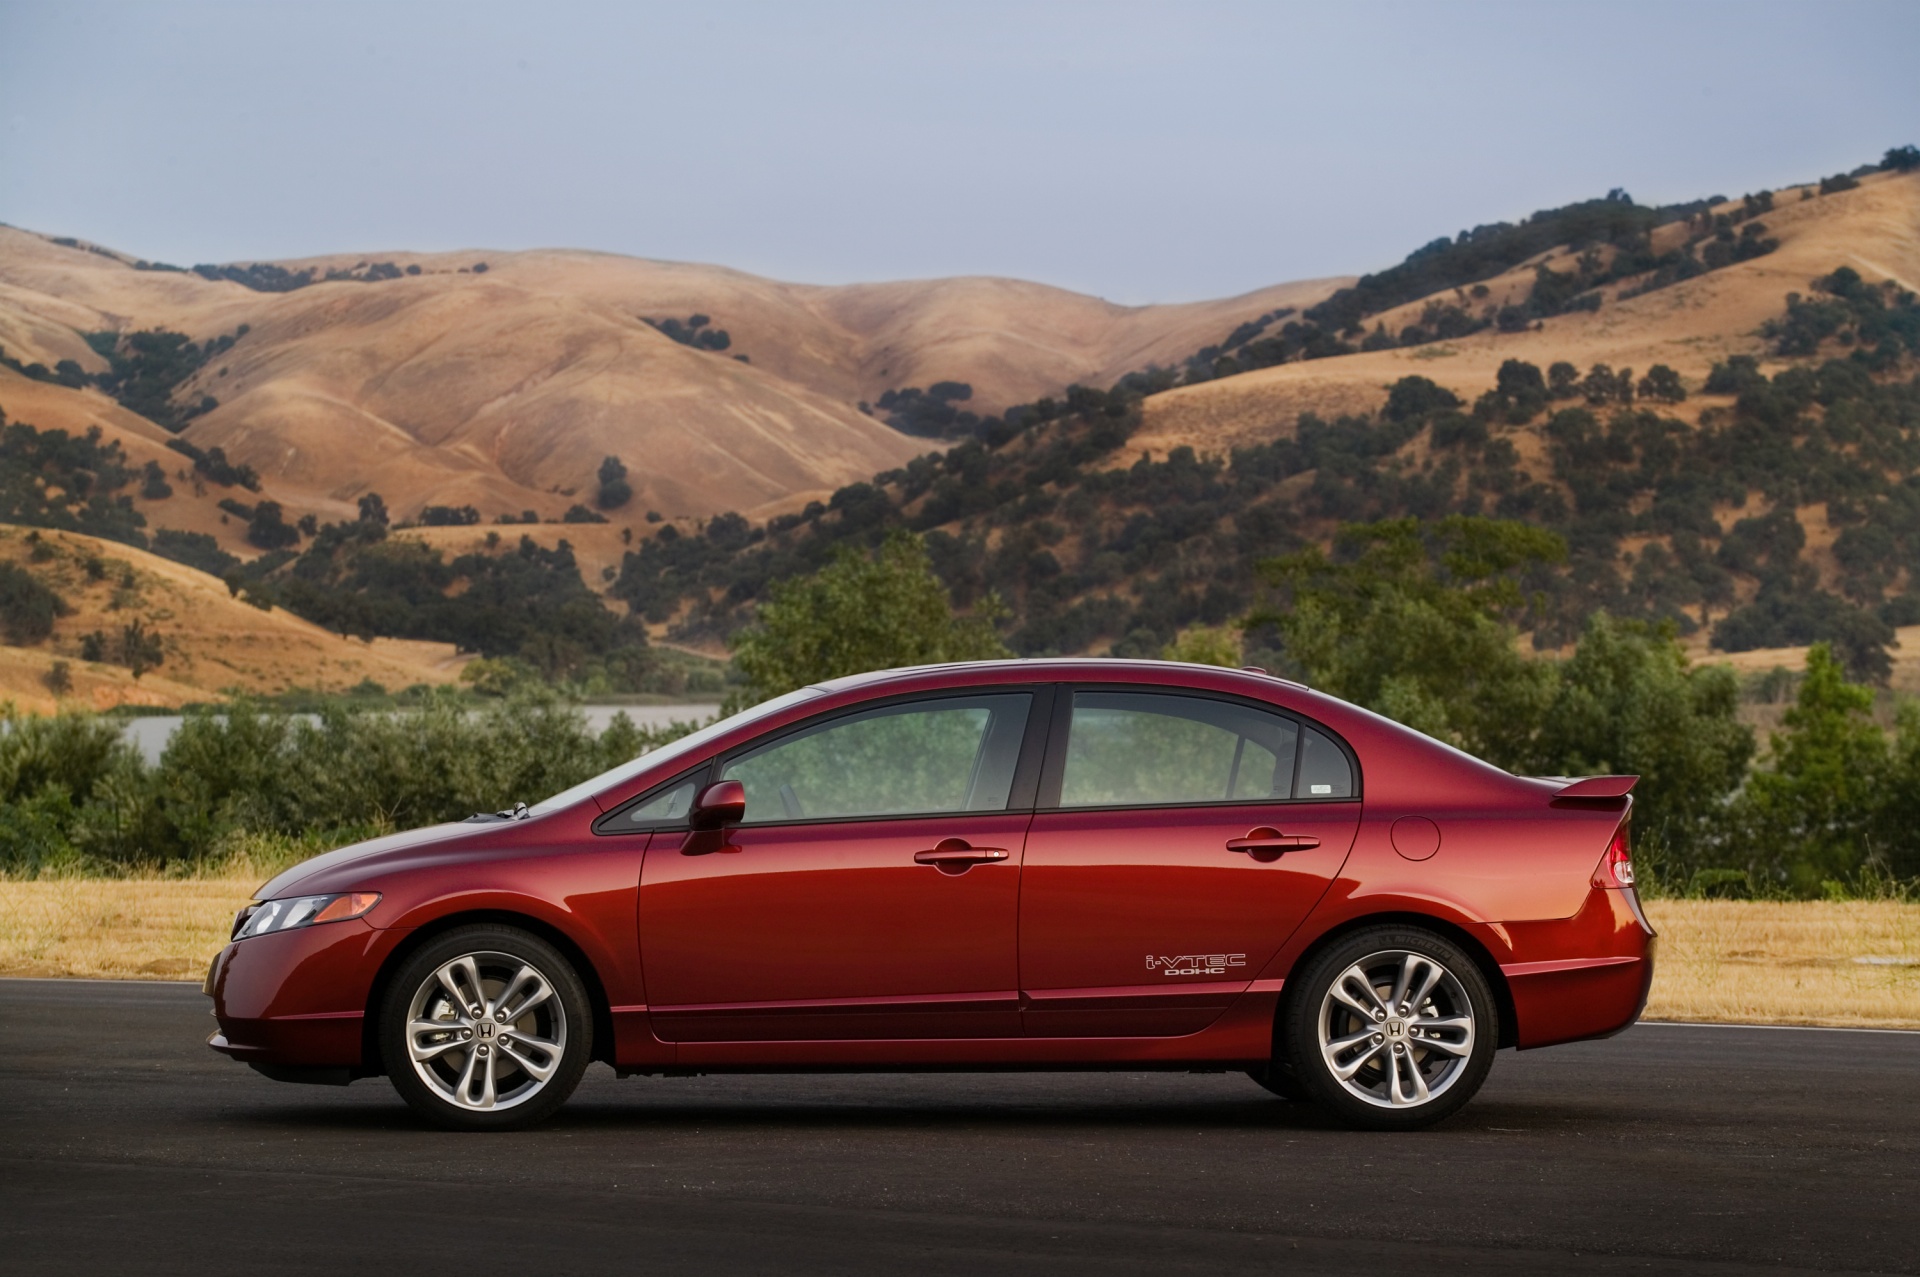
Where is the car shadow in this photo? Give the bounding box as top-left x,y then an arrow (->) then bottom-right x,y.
220,1085 -> 1615,1137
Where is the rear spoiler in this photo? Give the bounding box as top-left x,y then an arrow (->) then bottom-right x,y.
1547,775 -> 1638,806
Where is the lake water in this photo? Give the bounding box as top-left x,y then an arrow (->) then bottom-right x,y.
116,704 -> 721,765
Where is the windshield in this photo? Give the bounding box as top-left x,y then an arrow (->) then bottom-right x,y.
525,687 -> 824,817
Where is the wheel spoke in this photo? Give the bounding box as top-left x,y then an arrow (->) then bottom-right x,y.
1325,1026 -> 1380,1055
1330,968 -> 1388,1021
452,1042 -> 485,1107
1388,1048 -> 1430,1106
1389,953 -> 1418,1014
436,957 -> 487,1018
407,1019 -> 469,1062
496,964 -> 553,1023
1404,958 -> 1445,1013
498,1034 -> 561,1082
1411,1033 -> 1472,1059
1330,1039 -> 1386,1081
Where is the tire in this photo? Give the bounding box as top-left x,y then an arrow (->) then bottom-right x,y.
1280,926 -> 1497,1131
379,924 -> 592,1131
1246,1064 -> 1307,1101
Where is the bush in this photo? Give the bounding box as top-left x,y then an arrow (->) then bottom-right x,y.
0,691 -> 697,875
0,562 -> 66,643
597,456 -> 633,510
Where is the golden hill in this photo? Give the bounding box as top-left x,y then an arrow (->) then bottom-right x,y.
1134,170 -> 1920,456
0,229 -> 1347,529
0,526 -> 465,713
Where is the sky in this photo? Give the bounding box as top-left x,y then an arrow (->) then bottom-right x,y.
1,0 -> 1915,305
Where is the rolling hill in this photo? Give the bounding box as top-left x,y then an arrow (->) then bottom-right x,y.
0,230 -> 1347,525
2,150 -> 1916,706
0,526 -> 465,712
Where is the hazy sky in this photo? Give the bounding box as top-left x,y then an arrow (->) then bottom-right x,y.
2,1 -> 1915,303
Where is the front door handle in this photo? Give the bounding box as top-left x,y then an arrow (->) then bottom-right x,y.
914,838 -> 1010,873
1227,827 -> 1321,862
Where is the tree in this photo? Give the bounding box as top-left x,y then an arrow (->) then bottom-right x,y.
1162,625 -> 1243,667
1636,365 -> 1686,403
119,619 -> 165,680
1524,614 -> 1751,875
1732,644 -> 1887,894
1547,361 -> 1580,400
247,501 -> 300,549
1247,516 -> 1565,764
0,563 -> 65,643
42,660 -> 72,697
597,455 -> 633,510
729,530 -> 1011,709
1883,145 -> 1920,173
357,492 -> 389,526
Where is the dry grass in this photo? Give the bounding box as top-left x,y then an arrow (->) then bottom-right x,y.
0,878 -> 257,981
4,885 -> 1918,1030
1642,899 -> 1920,1029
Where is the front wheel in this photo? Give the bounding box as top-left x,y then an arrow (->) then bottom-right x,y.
1280,927 -> 1497,1130
379,925 -> 592,1131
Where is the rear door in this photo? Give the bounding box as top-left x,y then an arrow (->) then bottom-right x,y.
638,690 -> 1044,1042
1019,689 -> 1360,1037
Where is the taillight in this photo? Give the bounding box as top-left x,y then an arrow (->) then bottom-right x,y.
1592,824 -> 1634,888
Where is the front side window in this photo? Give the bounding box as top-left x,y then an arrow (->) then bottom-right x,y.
719,693 -> 1033,824
1059,691 -> 1346,808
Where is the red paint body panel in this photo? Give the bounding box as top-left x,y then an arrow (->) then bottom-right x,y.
206,659 -> 1653,1080
1020,802 -> 1357,1035
640,813 -> 1030,1040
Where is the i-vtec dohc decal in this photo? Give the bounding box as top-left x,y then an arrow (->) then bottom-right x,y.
1145,953 -> 1247,977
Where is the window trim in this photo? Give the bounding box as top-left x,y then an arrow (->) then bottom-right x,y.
1036,684 -> 1362,813
591,763 -> 713,836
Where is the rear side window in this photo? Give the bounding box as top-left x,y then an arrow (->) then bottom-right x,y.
1296,726 -> 1354,799
1059,692 -> 1301,808
720,693 -> 1033,823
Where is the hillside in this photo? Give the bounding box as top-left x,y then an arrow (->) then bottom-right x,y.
0,525 -> 465,712
0,230 -> 1347,526
607,163 -> 1920,683
3,150 -> 1916,699
1137,171 -> 1920,454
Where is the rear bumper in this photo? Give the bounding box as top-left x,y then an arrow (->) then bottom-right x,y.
1503,887 -> 1655,1049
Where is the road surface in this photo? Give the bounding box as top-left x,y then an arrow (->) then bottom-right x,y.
3,978 -> 1915,1274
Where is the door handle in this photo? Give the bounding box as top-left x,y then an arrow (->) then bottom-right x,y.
914,838 -> 1011,872
1227,827 -> 1321,862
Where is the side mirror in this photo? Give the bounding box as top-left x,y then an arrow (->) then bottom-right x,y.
690,780 -> 746,830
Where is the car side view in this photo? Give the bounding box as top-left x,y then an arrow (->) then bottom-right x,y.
205,660 -> 1653,1131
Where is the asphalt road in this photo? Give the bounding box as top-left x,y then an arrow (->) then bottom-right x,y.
4,979 -> 1917,1275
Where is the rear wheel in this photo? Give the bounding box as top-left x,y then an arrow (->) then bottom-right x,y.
1280,926 -> 1496,1130
379,925 -> 591,1131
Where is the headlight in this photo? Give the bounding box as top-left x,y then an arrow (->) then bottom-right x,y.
232,892 -> 381,940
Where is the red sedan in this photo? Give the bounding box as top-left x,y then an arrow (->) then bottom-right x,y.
206,660 -> 1653,1131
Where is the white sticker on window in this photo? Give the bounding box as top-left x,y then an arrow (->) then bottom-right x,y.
1310,783 -> 1332,794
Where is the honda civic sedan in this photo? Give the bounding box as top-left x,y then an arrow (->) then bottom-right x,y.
206,659 -> 1652,1131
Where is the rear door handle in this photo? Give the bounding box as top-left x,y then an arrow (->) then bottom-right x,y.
914,838 -> 1011,870
1227,827 -> 1321,862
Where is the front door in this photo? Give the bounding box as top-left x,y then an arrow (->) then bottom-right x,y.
1020,690 -> 1360,1037
640,691 -> 1038,1042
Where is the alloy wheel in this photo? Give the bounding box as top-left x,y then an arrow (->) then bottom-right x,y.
403,951 -> 568,1113
1316,949 -> 1476,1109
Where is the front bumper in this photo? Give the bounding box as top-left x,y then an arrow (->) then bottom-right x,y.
205,917 -> 394,1068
